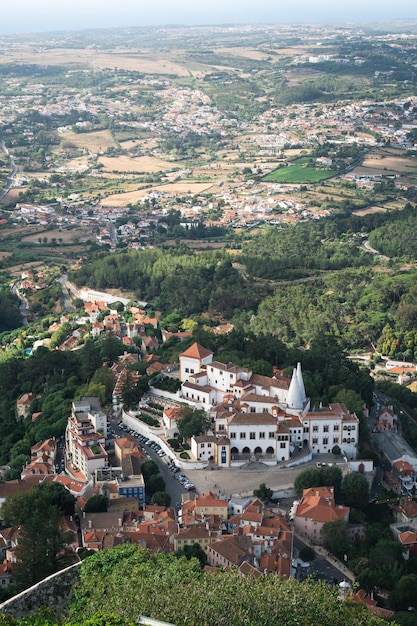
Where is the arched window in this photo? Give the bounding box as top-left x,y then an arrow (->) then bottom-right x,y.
254,446 -> 262,454
266,446 -> 274,454
242,446 -> 250,454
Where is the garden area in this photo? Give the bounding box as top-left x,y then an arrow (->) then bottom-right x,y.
167,437 -> 191,460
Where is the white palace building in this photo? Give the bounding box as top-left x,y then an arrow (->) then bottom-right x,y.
177,343 -> 359,467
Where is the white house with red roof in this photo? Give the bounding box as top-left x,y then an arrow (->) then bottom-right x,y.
179,343 -> 308,414
179,342 -> 214,382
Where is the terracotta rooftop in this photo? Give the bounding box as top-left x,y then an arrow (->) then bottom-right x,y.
228,412 -> 277,426
180,342 -> 213,360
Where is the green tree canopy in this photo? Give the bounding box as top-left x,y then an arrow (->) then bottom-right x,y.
84,494 -> 109,513
177,407 -> 210,441
146,474 -> 165,497
141,459 -> 159,481
1,484 -> 74,590
321,519 -> 350,560
175,542 -> 208,568
343,472 -> 370,510
389,573 -> 417,611
294,466 -> 343,498
253,483 -> 273,502
151,491 -> 171,507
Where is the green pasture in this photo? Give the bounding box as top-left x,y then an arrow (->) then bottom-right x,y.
263,165 -> 337,184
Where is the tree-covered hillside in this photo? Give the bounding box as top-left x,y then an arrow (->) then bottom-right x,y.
70,249 -> 263,318
68,202 -> 417,359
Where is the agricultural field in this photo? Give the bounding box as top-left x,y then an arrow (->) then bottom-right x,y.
101,181 -> 216,206
98,155 -> 176,174
61,130 -> 117,152
262,165 -> 337,184
351,147 -> 417,179
0,47 -> 193,76
21,227 -> 95,244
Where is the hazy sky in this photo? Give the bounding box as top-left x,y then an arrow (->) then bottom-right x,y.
2,0 -> 417,35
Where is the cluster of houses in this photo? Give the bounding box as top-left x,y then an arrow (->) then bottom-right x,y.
0,484 -> 357,589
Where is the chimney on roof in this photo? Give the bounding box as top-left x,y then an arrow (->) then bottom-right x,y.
88,520 -> 92,529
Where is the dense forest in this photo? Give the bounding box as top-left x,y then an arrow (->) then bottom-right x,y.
0,290 -> 22,334
70,250 -> 264,317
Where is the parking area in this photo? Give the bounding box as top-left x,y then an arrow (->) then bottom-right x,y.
184,455 -> 348,499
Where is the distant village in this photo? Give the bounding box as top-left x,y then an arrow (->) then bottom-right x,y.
4,83 -> 417,248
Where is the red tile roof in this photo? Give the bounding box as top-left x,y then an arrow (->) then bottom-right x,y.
180,342 -> 213,360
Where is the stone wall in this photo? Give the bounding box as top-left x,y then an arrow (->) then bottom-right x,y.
0,562 -> 81,618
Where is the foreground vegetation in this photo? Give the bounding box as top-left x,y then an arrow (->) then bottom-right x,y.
0,545 -> 393,625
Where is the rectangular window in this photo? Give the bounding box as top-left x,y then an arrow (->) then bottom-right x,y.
259,432 -> 265,439
250,432 -> 256,440
201,443 -> 205,448
269,432 -> 275,439
323,437 -> 328,445
323,425 -> 329,433
312,437 -> 318,444
313,425 -> 318,432
333,424 -> 339,431
230,432 -> 236,439
280,442 -> 286,448
185,367 -> 189,373
240,432 -> 246,439
333,437 -> 339,444
250,407 -> 256,413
